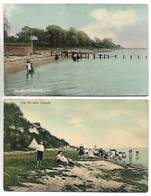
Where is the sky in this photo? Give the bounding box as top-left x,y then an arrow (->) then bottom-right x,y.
4,4 -> 148,48
4,99 -> 149,149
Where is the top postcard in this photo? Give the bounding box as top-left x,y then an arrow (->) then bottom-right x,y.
4,4 -> 148,96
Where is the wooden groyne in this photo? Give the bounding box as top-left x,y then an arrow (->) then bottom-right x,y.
47,49 -> 148,60
53,50 -> 148,60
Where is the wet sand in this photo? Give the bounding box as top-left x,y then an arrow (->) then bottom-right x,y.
4,54 -> 68,75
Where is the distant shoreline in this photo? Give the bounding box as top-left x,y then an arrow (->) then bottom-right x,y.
4,48 -> 147,75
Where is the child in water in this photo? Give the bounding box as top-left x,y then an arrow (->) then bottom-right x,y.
55,54 -> 59,61
122,152 -> 127,162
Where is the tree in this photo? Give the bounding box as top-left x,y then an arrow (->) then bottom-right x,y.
16,26 -> 31,42
46,25 -> 65,47
4,17 -> 10,42
4,102 -> 70,151
4,23 -> 123,49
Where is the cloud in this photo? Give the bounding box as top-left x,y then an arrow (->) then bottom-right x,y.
80,8 -> 138,41
91,8 -> 137,30
4,5 -> 20,35
69,117 -> 89,132
4,4 -> 19,18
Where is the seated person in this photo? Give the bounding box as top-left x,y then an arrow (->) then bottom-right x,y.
56,151 -> 79,166
56,151 -> 69,165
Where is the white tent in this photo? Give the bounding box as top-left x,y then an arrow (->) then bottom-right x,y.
28,138 -> 38,149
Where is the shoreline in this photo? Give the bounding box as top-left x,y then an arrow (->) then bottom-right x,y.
4,54 -> 68,75
4,151 -> 148,192
9,159 -> 148,192
4,49 -> 112,75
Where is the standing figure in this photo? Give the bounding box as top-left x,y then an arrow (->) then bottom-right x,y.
129,149 -> 133,164
55,53 -> 59,61
36,141 -> 44,166
122,152 -> 127,162
78,144 -> 84,157
26,60 -> 32,73
73,53 -> 77,62
77,54 -> 80,62
31,63 -> 35,72
136,151 -> 139,160
118,152 -> 123,161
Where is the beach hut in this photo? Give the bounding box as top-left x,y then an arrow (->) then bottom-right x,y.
28,138 -> 38,149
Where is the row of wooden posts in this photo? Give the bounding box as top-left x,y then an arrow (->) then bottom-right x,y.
93,54 -> 148,59
51,51 -> 148,59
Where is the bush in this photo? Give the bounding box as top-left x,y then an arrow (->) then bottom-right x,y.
4,42 -> 32,47
6,143 -> 11,151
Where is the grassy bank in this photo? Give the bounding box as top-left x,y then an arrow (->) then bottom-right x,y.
4,150 -> 78,191
4,151 -> 148,192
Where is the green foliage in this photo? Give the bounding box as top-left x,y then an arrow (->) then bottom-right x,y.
4,25 -> 123,49
4,43 -> 32,47
4,102 -> 69,151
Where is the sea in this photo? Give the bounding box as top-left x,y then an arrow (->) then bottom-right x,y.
91,148 -> 149,186
4,49 -> 148,96
112,148 -> 149,186
104,148 -> 148,170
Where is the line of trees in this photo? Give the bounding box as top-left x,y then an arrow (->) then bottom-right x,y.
4,102 -> 69,151
4,18 -> 122,49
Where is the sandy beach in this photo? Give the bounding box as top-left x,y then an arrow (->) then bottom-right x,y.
10,160 -> 145,192
4,54 -> 68,75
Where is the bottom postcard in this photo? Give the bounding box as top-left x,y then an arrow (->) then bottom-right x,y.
4,99 -> 148,192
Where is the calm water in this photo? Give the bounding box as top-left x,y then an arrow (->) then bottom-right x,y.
104,148 -> 148,169
4,49 -> 148,96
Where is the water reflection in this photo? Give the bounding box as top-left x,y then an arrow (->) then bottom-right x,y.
26,71 -> 34,83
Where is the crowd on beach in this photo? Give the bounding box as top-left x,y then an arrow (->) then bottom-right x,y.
36,141 -> 139,167
77,145 -> 139,163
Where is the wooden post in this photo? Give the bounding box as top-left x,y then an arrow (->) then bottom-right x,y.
61,51 -> 62,57
104,54 -> 106,59
146,56 -> 147,59
115,55 -> 117,59
130,55 -> 132,59
88,53 -> 89,59
85,52 -> 86,59
99,54 -> 102,59
107,55 -> 109,59
123,55 -> 125,59
138,55 -> 139,59
93,54 -> 95,59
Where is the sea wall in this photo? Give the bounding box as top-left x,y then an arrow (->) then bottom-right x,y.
4,46 -> 33,55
